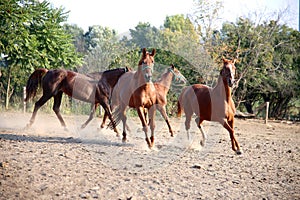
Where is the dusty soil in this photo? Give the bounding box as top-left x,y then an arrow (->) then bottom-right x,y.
0,111 -> 299,199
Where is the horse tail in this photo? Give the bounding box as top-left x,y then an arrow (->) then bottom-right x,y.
24,68 -> 48,102
177,87 -> 187,118
107,106 -> 122,130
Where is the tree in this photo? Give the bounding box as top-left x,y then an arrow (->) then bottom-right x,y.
63,24 -> 87,55
80,25 -> 131,73
0,0 -> 81,109
212,17 -> 300,119
126,22 -> 163,49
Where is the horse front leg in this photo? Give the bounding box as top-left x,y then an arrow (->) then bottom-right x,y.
137,106 -> 151,148
148,106 -> 156,147
157,105 -> 174,137
223,119 -> 241,155
121,109 -> 127,142
81,103 -> 97,129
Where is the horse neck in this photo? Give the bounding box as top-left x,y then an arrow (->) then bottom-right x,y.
136,70 -> 150,88
213,76 -> 232,103
106,70 -> 124,87
155,71 -> 173,94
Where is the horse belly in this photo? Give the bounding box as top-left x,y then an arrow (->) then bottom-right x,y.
71,82 -> 96,103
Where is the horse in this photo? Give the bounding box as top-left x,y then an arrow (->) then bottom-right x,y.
177,58 -> 242,155
108,48 -> 157,148
24,67 -> 129,133
147,64 -> 186,137
102,64 -> 186,137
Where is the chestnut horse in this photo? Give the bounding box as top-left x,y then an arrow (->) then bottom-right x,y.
102,64 -> 186,137
24,67 -> 129,133
147,64 -> 186,137
177,58 -> 242,155
108,48 -> 157,148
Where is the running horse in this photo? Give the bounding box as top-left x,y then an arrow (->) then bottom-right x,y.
108,48 -> 157,148
177,58 -> 242,155
102,64 -> 186,137
147,64 -> 186,137
24,67 -> 129,133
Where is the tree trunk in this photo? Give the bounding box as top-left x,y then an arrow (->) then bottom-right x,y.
5,67 -> 11,109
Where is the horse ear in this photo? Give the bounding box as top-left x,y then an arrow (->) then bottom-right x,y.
142,48 -> 147,56
151,48 -> 156,57
171,64 -> 175,69
222,57 -> 227,63
232,58 -> 237,64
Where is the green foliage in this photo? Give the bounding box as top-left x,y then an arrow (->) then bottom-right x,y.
0,0 -> 82,109
209,17 -> 300,119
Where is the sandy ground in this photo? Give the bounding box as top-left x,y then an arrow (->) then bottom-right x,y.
0,111 -> 299,199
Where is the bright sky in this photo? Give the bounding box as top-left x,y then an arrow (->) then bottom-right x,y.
49,0 -> 299,34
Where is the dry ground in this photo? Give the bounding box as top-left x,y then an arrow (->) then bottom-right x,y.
0,111 -> 299,199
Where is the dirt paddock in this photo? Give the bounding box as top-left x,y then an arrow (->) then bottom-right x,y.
0,111 -> 299,199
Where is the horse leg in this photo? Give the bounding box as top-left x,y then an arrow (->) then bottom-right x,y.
227,119 -> 241,155
53,92 -> 67,130
103,103 -> 119,136
121,110 -> 127,142
100,110 -> 108,128
195,117 -> 206,146
157,105 -> 174,137
27,94 -> 52,128
222,119 -> 241,155
81,103 -> 97,129
148,106 -> 156,147
185,112 -> 193,140
137,106 -> 151,148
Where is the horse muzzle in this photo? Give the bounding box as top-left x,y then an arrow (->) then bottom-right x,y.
144,74 -> 152,82
227,78 -> 234,87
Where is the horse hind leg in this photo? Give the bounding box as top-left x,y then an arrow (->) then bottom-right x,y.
157,105 -> 174,137
195,117 -> 206,146
182,113 -> 192,141
100,110 -> 108,128
53,92 -> 67,130
81,103 -> 97,129
27,94 -> 52,128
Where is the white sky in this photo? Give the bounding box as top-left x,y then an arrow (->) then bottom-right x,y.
49,0 -> 299,34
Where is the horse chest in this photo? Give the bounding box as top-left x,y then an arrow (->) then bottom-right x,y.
130,87 -> 156,108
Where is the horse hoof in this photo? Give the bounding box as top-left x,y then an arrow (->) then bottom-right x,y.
236,149 -> 242,155
25,123 -> 32,129
122,137 -> 127,143
200,140 -> 205,147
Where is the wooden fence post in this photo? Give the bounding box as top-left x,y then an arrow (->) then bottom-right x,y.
23,86 -> 26,113
265,102 -> 269,124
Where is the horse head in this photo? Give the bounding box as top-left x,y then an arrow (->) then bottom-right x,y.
168,64 -> 187,84
221,58 -> 236,87
137,48 -> 156,83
